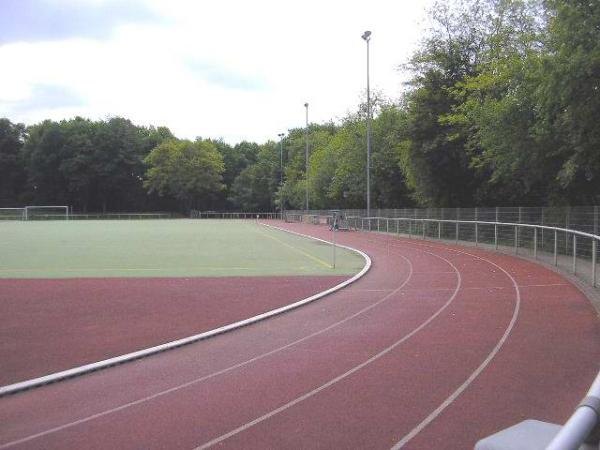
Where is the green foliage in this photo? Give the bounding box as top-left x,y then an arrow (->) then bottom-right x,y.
144,138 -> 224,210
0,119 -> 26,205
2,0 -> 599,212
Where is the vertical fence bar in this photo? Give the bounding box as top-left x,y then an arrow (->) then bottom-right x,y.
475,222 -> 479,247
534,228 -> 537,259
572,235 -> 577,274
422,220 -> 425,239
332,227 -> 336,269
541,208 -> 545,250
455,221 -> 459,244
554,230 -> 558,266
438,221 -> 441,240
514,226 -> 518,254
592,239 -> 597,287
386,218 -> 389,233
495,224 -> 498,250
409,220 -> 412,239
566,207 -> 570,255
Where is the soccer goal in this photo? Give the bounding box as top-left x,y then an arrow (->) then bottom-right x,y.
24,206 -> 70,220
0,208 -> 26,220
284,213 -> 304,223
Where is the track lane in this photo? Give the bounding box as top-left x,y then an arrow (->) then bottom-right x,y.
1,222 -> 599,450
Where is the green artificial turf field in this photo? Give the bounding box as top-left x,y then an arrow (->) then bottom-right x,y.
0,220 -> 364,278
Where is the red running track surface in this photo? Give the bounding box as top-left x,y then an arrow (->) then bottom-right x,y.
0,275 -> 348,386
0,221 -> 599,450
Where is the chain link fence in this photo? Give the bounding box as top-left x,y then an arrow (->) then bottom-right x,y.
285,206 -> 600,292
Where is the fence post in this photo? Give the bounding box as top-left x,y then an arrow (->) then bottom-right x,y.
573,235 -> 577,274
541,208 -> 545,249
534,228 -> 537,259
494,224 -> 498,250
409,220 -> 412,239
593,239 -> 597,287
455,221 -> 459,244
422,220 -> 425,239
475,208 -> 479,246
514,226 -> 518,254
386,218 -> 389,234
438,221 -> 441,240
554,230 -> 558,266
566,206 -> 570,255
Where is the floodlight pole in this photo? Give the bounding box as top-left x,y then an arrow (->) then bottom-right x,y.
304,102 -> 309,211
362,30 -> 372,218
278,133 -> 285,184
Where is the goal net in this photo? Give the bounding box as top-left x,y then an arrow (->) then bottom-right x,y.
284,213 -> 304,223
24,206 -> 69,220
0,208 -> 26,220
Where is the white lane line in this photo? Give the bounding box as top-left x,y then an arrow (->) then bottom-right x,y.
389,244 -> 521,448
0,249 -> 411,449
192,250 -> 462,450
261,230 -> 523,448
361,236 -> 522,449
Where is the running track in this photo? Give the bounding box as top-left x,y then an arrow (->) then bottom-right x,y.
1,221 -> 599,449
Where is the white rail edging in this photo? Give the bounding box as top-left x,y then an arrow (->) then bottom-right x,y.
0,222 -> 371,397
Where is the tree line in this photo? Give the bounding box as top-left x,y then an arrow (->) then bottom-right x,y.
1,0 -> 598,213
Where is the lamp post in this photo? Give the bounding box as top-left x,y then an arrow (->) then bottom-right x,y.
304,102 -> 309,211
361,30 -> 372,218
277,133 -> 285,184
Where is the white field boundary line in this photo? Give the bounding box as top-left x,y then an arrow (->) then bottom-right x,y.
0,223 -> 371,398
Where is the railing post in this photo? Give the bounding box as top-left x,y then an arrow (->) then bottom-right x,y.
534,228 -> 537,259
455,221 -> 459,244
377,218 -> 380,232
592,239 -> 597,287
386,218 -> 389,233
514,226 -> 518,254
554,230 -> 558,266
475,222 -> 478,246
422,220 -> 425,239
409,220 -> 412,239
573,235 -> 577,274
494,224 -> 498,250
438,221 -> 441,240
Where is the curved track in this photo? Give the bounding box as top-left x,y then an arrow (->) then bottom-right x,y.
1,221 -> 599,449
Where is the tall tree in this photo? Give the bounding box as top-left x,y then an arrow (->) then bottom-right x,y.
0,119 -> 26,206
144,138 -> 225,211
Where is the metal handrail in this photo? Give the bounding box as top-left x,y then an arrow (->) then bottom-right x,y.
349,216 -> 600,241
546,371 -> 600,449
345,215 -> 599,288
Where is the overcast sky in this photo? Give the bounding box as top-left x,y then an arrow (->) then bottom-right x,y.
0,0 -> 433,144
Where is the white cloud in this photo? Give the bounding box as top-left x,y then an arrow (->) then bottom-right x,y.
0,0 -> 433,143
